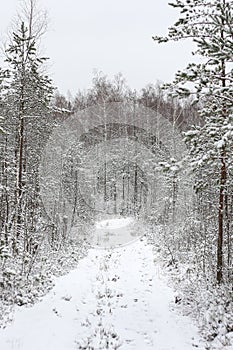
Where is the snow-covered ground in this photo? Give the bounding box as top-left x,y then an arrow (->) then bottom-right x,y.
90,217 -> 142,248
0,218 -> 205,350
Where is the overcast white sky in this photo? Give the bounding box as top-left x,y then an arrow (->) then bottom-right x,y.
0,0 -> 194,96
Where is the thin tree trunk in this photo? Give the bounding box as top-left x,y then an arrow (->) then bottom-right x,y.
217,153 -> 226,283
225,193 -> 231,278
217,1 -> 227,283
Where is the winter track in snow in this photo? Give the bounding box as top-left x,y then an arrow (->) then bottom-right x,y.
0,218 -> 204,350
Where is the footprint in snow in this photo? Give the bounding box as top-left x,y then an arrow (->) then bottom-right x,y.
116,293 -> 123,297
52,308 -> 62,317
61,295 -> 72,301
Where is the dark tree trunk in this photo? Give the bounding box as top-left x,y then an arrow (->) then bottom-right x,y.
217,153 -> 226,283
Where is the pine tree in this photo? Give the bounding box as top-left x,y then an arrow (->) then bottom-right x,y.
153,0 -> 233,283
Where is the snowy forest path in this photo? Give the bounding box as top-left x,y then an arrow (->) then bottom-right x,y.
0,220 -> 204,350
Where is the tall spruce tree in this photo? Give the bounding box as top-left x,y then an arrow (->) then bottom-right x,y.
4,4 -> 53,251
153,0 -> 233,283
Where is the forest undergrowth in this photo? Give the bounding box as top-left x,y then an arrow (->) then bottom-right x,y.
146,223 -> 233,350
0,230 -> 89,328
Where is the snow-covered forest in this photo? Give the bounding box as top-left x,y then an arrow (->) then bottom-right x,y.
0,0 -> 233,349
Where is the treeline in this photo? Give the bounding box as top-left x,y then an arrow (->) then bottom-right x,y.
53,72 -> 199,131
52,73 -> 197,224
